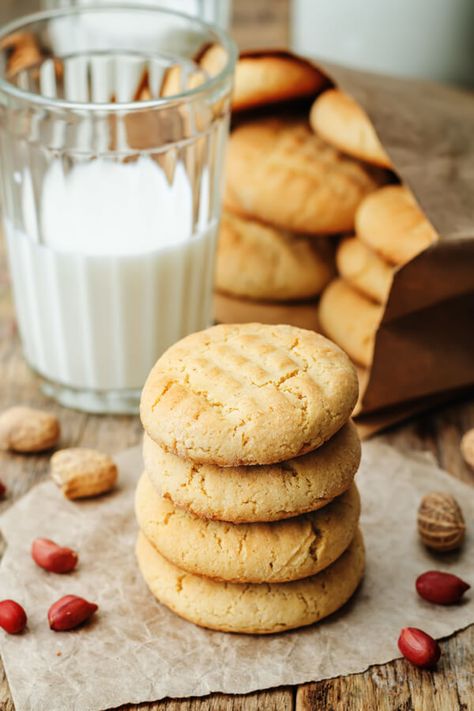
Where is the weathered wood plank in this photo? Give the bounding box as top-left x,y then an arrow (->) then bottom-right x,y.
1,206 -> 473,711
117,688 -> 294,711
383,398 -> 474,485
297,625 -> 474,711
0,1 -> 473,710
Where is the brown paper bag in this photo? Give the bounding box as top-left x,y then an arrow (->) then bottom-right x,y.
231,50 -> 474,423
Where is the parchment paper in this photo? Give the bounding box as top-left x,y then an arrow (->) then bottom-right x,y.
0,441 -> 473,711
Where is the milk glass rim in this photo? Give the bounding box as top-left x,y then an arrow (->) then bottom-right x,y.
0,3 -> 237,112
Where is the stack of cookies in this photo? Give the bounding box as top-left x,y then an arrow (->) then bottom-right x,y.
312,89 -> 439,369
214,56 -> 383,331
136,322 -> 365,634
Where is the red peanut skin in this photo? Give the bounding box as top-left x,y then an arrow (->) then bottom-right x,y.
398,627 -> 441,669
0,600 -> 27,634
0,481 -> 6,498
48,595 -> 98,631
416,571 -> 470,605
31,538 -> 78,574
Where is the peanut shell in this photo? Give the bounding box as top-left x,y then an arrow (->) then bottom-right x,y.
417,492 -> 465,552
0,406 -> 60,453
50,448 -> 118,500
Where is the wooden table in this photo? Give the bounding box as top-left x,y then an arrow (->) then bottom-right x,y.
1,262 -> 473,711
0,2 -> 473,709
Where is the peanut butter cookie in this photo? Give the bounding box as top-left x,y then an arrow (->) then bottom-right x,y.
140,323 -> 358,466
143,421 -> 360,523
310,89 -> 392,168
337,236 -> 394,304
233,53 -> 325,111
225,117 -> 380,234
136,472 -> 360,583
136,528 -> 365,634
356,185 -> 438,265
319,279 -> 383,367
216,211 -> 334,301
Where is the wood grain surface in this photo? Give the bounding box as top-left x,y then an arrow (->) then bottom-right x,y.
1,241 -> 473,711
0,1 -> 473,709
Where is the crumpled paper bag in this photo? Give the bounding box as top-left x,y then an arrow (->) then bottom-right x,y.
227,50 -> 474,421
0,441 -> 472,711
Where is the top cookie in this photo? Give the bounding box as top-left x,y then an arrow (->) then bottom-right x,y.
141,323 -> 358,466
356,185 -> 438,265
224,117 -> 381,234
310,89 -> 392,169
215,210 -> 335,301
232,53 -> 325,111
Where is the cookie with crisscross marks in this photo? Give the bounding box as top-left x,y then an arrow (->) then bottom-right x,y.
136,471 -> 360,583
224,117 -> 381,234
142,421 -> 360,523
140,323 -> 358,466
136,528 -> 365,634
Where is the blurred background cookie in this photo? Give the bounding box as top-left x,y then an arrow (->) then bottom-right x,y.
356,185 -> 438,264
233,52 -> 326,111
214,291 -> 320,330
310,89 -> 392,169
224,117 -> 381,234
336,236 -> 394,304
216,211 -> 334,301
319,279 -> 383,367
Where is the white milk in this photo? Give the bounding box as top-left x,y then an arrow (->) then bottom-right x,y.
5,156 -> 216,407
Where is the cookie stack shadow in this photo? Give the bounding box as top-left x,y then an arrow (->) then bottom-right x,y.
136,323 -> 365,634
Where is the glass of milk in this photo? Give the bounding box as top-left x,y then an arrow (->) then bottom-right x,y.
0,5 -> 236,413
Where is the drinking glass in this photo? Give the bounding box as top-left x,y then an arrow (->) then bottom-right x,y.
0,5 -> 236,413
